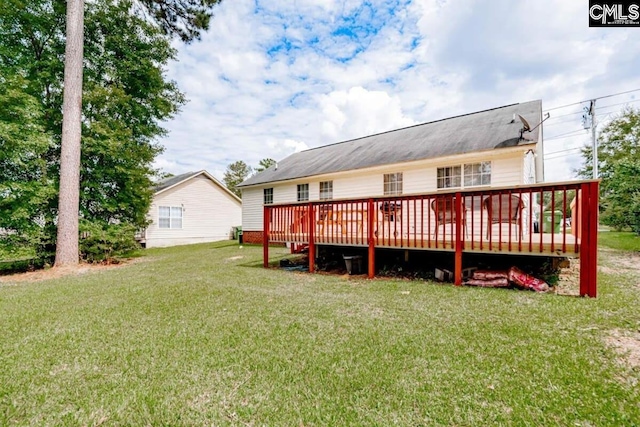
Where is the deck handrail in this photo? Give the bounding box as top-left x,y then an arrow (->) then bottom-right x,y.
263,180 -> 599,297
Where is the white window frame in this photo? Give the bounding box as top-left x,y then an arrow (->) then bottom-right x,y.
319,181 -> 333,200
158,206 -> 183,229
383,173 -> 403,196
437,162 -> 491,189
264,188 -> 273,205
464,161 -> 492,187
437,166 -> 462,189
297,183 -> 309,202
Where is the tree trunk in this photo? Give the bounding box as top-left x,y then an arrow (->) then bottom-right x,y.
54,0 -> 85,267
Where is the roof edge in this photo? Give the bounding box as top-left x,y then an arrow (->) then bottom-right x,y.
155,170 -> 242,204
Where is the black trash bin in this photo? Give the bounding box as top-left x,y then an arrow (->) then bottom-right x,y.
238,232 -> 243,244
343,255 -> 363,274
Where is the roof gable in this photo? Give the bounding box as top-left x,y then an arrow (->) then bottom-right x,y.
154,170 -> 241,205
240,100 -> 542,188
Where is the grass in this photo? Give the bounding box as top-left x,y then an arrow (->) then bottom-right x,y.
1,241 -> 639,425
598,230 -> 640,251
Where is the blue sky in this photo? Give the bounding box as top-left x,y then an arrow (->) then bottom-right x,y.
156,0 -> 640,182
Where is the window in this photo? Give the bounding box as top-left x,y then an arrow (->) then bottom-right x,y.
464,162 -> 491,187
297,184 -> 309,202
437,166 -> 461,189
437,162 -> 492,189
383,173 -> 403,195
159,206 -> 182,229
264,188 -> 273,204
319,181 -> 333,200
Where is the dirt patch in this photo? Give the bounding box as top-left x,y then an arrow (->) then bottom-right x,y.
0,258 -> 147,284
598,248 -> 640,274
555,258 -> 580,296
605,329 -> 640,371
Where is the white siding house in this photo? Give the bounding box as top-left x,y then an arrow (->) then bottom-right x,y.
239,101 -> 545,242
141,171 -> 242,248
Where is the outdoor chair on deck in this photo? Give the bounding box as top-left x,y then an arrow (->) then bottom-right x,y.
483,194 -> 524,239
430,198 -> 467,239
316,205 -> 338,235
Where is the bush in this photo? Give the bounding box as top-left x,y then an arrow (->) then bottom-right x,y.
79,221 -> 140,263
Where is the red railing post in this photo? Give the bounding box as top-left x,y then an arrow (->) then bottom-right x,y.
308,203 -> 315,273
263,206 -> 270,268
589,182 -> 599,297
579,182 -> 598,297
454,192 -> 463,286
368,198 -> 375,278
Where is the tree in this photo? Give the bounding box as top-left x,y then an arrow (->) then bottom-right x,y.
224,161 -> 252,197
577,107 -> 640,232
0,75 -> 55,256
255,158 -> 276,173
55,0 -> 84,266
0,0 -> 192,263
9,0 -> 222,267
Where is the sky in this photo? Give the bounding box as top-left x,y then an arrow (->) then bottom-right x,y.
156,0 -> 640,183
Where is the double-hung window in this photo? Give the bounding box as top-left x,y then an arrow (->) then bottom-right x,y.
158,206 -> 182,229
319,181 -> 333,200
464,162 -> 491,186
437,162 -> 491,189
437,166 -> 462,189
264,188 -> 273,204
383,173 -> 403,196
297,184 -> 309,202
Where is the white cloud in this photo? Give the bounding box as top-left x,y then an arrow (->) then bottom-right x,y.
155,0 -> 640,183
318,86 -> 415,140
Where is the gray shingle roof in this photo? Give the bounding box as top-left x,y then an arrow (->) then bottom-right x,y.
154,171 -> 200,193
239,100 -> 542,188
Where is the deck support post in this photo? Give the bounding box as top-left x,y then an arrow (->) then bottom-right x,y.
263,206 -> 270,268
308,203 -> 315,273
368,198 -> 375,279
579,182 -> 598,297
454,192 -> 463,286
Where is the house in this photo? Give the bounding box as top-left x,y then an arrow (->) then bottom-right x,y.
138,170 -> 242,248
239,100 -> 544,244
237,100 -> 599,297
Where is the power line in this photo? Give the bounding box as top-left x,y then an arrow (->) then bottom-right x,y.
544,147 -> 584,157
543,88 -> 640,112
545,129 -> 588,141
597,98 -> 640,111
545,99 -> 640,123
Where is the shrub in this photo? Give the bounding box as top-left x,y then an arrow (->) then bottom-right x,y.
79,221 -> 140,263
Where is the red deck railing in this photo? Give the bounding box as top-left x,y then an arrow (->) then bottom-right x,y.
263,180 -> 599,297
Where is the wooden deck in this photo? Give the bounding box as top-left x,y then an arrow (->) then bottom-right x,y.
270,232 -> 578,256
263,180 -> 600,297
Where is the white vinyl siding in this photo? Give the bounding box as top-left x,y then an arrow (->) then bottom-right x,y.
242,187 -> 264,231
146,175 -> 241,248
241,150 -> 529,232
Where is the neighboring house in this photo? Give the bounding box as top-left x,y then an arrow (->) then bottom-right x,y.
238,100 -> 544,243
139,170 -> 242,248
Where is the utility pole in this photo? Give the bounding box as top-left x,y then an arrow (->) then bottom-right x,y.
590,99 -> 597,179
583,99 -> 598,179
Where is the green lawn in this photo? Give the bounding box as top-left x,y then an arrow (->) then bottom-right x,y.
1,241 -> 639,426
598,230 -> 640,251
